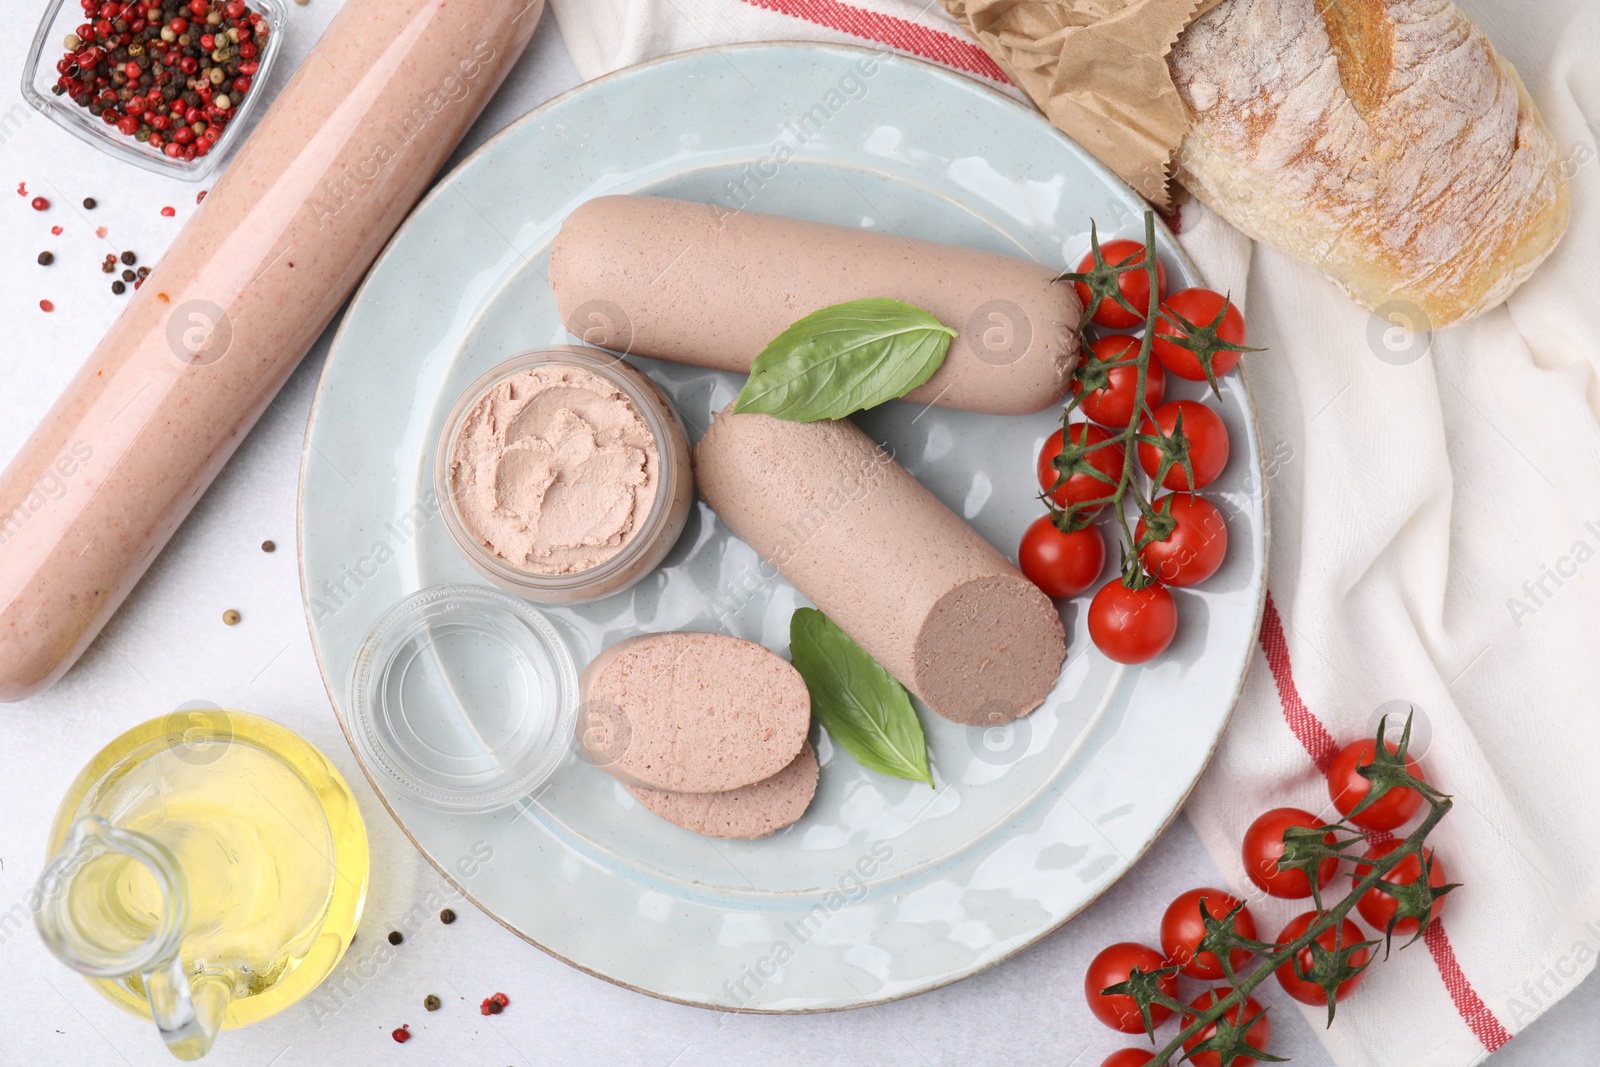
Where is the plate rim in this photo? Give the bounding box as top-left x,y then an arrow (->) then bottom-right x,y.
297,38 -> 1270,1014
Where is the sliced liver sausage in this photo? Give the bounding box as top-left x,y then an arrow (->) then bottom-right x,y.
629,743 -> 818,839
577,631 -> 810,793
694,409 -> 1066,725
549,195 -> 1080,415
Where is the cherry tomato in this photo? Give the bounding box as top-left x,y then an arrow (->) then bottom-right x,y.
1019,515 -> 1104,598
1071,334 -> 1165,428
1084,942 -> 1176,1033
1241,808 -> 1339,899
1160,888 -> 1258,980
1073,239 -> 1167,329
1037,424 -> 1125,516
1273,911 -> 1370,1006
1088,579 -> 1176,664
1353,841 -> 1447,936
1136,494 -> 1227,587
1327,739 -> 1425,830
1153,288 -> 1247,381
1100,1052 -> 1156,1067
1137,400 -> 1229,490
1182,990 -> 1271,1067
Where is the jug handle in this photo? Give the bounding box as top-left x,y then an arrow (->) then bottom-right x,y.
35,815 -> 234,1061
145,954 -> 232,1061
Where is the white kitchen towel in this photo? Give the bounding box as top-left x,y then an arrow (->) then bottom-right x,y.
545,1 -> 1600,1064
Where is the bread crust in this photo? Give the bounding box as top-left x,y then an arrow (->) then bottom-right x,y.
1168,0 -> 1569,329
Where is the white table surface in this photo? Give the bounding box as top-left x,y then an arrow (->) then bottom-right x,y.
1,8 -> 1596,1065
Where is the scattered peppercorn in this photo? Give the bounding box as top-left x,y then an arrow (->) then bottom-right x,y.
161,206 -> 175,216
391,1026 -> 410,1044
112,280 -> 126,294
40,299 -> 54,313
138,266 -> 151,279
38,251 -> 54,265
82,197 -> 97,209
387,930 -> 403,946
122,269 -> 137,282
197,189 -> 208,203
121,250 -> 137,265
423,995 -> 440,1012
439,908 -> 455,925
102,259 -> 116,274
50,225 -> 63,235
261,539 -> 275,552
222,609 -> 240,625
479,992 -> 509,1016
31,196 -> 49,211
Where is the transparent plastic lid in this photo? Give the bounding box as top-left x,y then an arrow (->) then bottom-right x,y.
348,584 -> 578,813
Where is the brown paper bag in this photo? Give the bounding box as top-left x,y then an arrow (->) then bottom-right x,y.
942,0 -> 1222,206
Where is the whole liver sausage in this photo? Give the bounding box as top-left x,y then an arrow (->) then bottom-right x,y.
0,0 -> 542,701
629,743 -> 818,839
549,196 -> 1081,415
695,409 -> 1066,725
577,631 -> 811,793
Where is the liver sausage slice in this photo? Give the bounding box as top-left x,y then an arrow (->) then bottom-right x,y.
628,743 -> 818,839
578,631 -> 811,792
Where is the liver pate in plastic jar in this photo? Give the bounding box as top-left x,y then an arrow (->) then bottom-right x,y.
435,347 -> 692,604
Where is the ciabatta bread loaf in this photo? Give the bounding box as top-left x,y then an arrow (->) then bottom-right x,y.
1168,0 -> 1569,329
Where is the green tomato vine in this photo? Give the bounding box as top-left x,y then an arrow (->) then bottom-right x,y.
1106,712 -> 1456,1065
1046,211 -> 1255,590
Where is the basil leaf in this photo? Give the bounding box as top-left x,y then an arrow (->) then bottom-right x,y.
789,607 -> 934,787
732,298 -> 957,422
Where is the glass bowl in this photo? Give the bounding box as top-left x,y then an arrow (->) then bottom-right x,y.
20,0 -> 285,181
348,584 -> 580,813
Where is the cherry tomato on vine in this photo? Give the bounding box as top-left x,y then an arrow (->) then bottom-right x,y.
1100,1051 -> 1156,1067
1326,738 -> 1426,830
1153,288 -> 1247,382
1084,942 -> 1176,1033
1071,334 -> 1166,428
1160,887 -> 1258,980
1241,808 -> 1339,899
1019,515 -> 1105,598
1136,494 -> 1228,587
1037,424 -> 1126,516
1273,911 -> 1371,1006
1353,841 -> 1448,936
1088,579 -> 1176,664
1182,990 -> 1272,1067
1137,400 -> 1229,490
1073,239 -> 1167,329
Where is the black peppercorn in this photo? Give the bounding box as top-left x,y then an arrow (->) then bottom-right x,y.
37,251 -> 54,266
121,250 -> 136,265
387,930 -> 403,946
111,280 -> 126,294
122,269 -> 137,282
439,908 -> 456,924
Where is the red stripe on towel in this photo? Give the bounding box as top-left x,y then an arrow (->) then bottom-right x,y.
1259,592 -> 1339,773
1261,593 -> 1512,1050
738,0 -> 1011,84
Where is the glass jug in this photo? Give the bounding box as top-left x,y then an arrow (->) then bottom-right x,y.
35,709 -> 368,1059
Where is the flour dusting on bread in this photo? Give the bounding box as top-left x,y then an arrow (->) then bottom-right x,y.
1168,0 -> 1568,328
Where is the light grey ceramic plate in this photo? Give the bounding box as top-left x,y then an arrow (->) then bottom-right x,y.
299,42 -> 1267,1012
